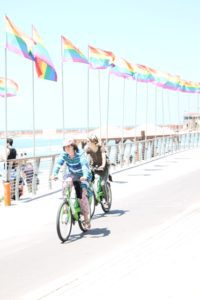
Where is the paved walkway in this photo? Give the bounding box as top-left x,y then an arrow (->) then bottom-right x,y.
36,204 -> 200,300
1,148 -> 200,300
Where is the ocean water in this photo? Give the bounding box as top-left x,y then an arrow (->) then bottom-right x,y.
0,136 -> 63,157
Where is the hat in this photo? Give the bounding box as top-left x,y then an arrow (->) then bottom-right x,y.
63,138 -> 75,147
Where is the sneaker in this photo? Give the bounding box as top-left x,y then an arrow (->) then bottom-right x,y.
86,221 -> 91,229
83,220 -> 91,229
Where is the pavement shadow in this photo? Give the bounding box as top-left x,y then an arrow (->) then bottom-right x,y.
93,209 -> 129,220
65,227 -> 111,243
112,180 -> 128,184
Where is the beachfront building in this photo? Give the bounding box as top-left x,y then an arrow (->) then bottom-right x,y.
183,112 -> 200,131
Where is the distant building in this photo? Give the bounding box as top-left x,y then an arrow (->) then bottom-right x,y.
183,112 -> 200,130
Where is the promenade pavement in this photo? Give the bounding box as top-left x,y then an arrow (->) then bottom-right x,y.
1,148 -> 200,299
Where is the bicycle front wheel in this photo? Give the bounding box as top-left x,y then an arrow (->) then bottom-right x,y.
101,182 -> 112,213
89,190 -> 96,218
56,201 -> 72,242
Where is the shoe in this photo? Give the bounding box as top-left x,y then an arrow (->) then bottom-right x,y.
83,220 -> 91,229
86,221 -> 91,229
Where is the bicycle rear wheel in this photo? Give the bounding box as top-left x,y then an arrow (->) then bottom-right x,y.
101,182 -> 112,213
56,201 -> 72,242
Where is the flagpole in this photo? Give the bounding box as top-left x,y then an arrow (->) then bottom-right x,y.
106,71 -> 110,145
98,70 -> 102,139
4,46 -> 8,182
32,61 -> 36,158
154,85 -> 158,140
121,77 -> 126,145
87,47 -> 90,135
145,83 -> 149,140
134,76 -> 138,142
61,37 -> 65,139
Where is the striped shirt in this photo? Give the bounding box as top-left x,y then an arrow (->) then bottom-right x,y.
53,149 -> 92,181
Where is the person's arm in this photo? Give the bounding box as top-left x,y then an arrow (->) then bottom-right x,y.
52,152 -> 66,177
80,151 -> 90,180
0,147 -> 10,161
101,151 -> 107,169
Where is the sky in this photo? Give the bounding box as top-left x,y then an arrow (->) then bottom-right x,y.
0,0 -> 200,132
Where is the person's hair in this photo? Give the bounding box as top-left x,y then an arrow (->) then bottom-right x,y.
88,134 -> 99,144
71,142 -> 78,152
63,142 -> 78,152
7,138 -> 13,146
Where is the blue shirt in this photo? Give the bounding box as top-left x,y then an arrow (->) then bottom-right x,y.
53,149 -> 92,181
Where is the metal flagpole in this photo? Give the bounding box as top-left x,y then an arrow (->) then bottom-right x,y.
3,35 -> 11,205
98,70 -> 102,139
145,83 -> 149,140
4,45 -> 8,182
32,61 -> 36,158
154,85 -> 158,140
106,71 -> 110,145
87,48 -> 90,135
121,77 -> 126,145
61,37 -> 65,139
134,76 -> 138,141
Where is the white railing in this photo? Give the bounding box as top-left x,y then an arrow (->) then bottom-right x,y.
0,132 -> 200,202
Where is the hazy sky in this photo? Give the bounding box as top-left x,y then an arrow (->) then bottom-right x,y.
0,0 -> 199,131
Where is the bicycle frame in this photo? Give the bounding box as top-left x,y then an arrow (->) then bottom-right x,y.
64,184 -> 81,221
93,174 -> 104,203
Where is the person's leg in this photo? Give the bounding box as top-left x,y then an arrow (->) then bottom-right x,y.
100,168 -> 109,201
77,182 -> 91,228
62,176 -> 73,199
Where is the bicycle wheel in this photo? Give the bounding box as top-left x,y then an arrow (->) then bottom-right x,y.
101,182 -> 112,213
56,201 -> 72,242
78,204 -> 91,232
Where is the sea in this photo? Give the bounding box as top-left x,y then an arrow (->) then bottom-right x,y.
0,136 -> 63,157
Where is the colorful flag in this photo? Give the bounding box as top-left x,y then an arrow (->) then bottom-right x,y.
134,64 -> 155,83
88,45 -> 115,69
0,77 -> 19,97
152,70 -> 180,91
110,56 -> 135,78
61,35 -> 88,64
32,26 -> 57,81
5,15 -> 34,61
179,79 -> 200,94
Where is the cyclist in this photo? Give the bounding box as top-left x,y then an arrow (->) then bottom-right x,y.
85,135 -> 110,201
52,138 -> 92,229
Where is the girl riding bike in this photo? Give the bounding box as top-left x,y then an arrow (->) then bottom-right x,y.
52,138 -> 92,229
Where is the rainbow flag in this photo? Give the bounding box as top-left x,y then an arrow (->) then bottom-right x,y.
110,56 -> 135,78
5,15 -> 34,61
0,77 -> 19,97
62,36 -> 88,64
152,70 -> 180,91
179,79 -> 200,94
88,46 -> 115,69
32,26 -> 57,81
135,64 -> 155,83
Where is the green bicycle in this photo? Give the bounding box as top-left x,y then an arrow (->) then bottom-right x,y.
56,181 -> 95,242
92,171 -> 112,213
